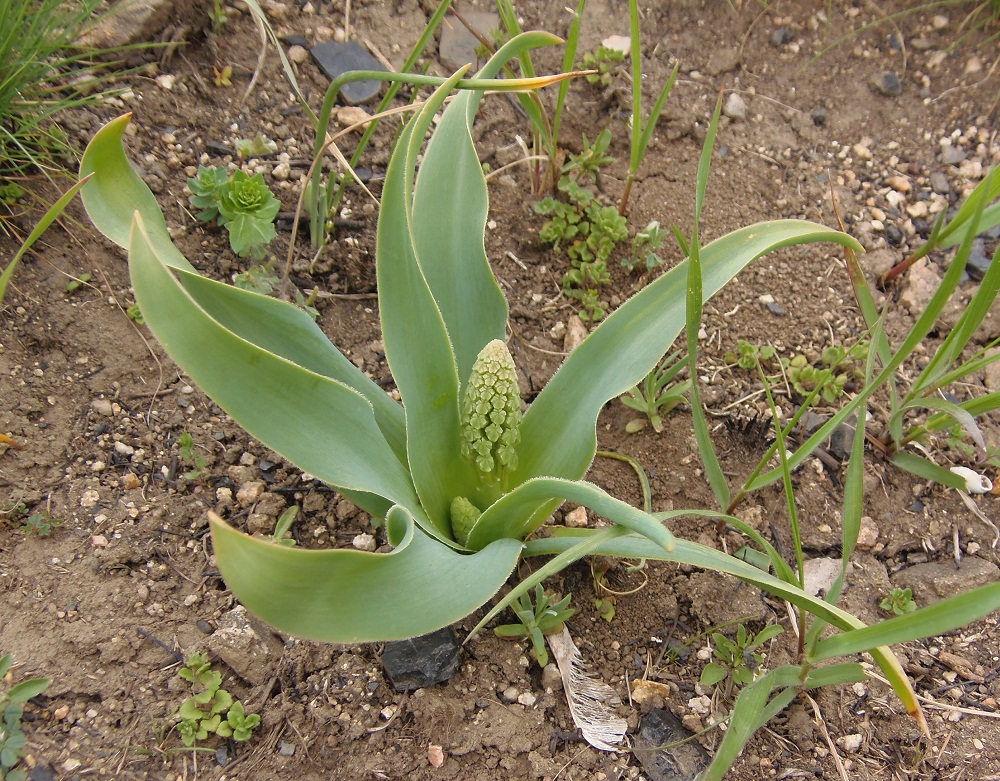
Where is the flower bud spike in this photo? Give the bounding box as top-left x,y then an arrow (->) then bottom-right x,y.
461,340 -> 522,480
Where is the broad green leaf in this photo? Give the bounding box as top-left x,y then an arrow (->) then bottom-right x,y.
517,222 -> 863,485
224,211 -> 277,258
80,114 -> 408,464
172,272 -> 406,462
377,70 -> 478,536
79,114 -> 192,271
209,507 -> 521,642
127,216 -> 425,524
812,580 -> 1000,662
409,44 -> 535,385
6,677 -> 50,704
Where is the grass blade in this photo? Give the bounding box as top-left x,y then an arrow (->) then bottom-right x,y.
812,580 -> 1000,662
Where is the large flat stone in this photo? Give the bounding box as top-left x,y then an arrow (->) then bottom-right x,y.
891,557 -> 999,603
310,41 -> 385,104
439,11 -> 499,71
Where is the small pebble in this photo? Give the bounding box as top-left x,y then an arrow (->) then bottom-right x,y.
236,481 -> 265,507
91,398 -> 114,417
564,506 -> 588,527
873,71 -> 902,97
541,663 -> 563,692
771,26 -> 794,46
352,532 -> 376,551
500,686 -> 519,703
884,175 -> 911,193
940,144 -> 966,165
279,740 -> 296,756
287,44 -> 309,64
723,92 -> 747,119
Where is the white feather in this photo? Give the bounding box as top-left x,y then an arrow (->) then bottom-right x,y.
547,626 -> 628,751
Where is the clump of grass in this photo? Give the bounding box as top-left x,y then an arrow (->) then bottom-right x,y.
0,0 -> 133,214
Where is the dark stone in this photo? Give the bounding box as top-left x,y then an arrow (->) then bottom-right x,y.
215,746 -> 230,767
828,413 -> 858,460
873,71 -> 902,97
772,26 -> 794,46
885,223 -> 903,247
966,239 -> 992,282
205,141 -> 235,157
634,709 -> 710,781
810,108 -> 827,126
282,34 -> 309,48
29,767 -> 57,781
381,627 -> 461,691
766,301 -> 787,316
310,41 -> 386,104
888,33 -> 903,51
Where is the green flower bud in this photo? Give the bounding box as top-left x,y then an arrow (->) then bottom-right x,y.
450,496 -> 482,545
460,340 -> 521,476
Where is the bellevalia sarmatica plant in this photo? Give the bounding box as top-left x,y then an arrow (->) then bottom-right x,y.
77,38 -> 1000,735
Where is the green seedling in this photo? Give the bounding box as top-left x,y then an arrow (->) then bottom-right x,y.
271,505 -> 299,547
177,432 -> 206,479
65,271 -> 92,293
700,623 -> 783,695
880,587 -> 917,616
20,511 -> 62,537
623,220 -> 668,272
536,174 -> 627,322
494,585 -> 574,667
214,701 -> 260,742
620,348 -> 691,433
208,0 -> 228,36
78,59 -> 1000,773
126,304 -> 144,325
563,129 -> 614,184
235,133 -> 277,159
725,340 -> 776,371
1,503 -> 28,523
233,263 -> 279,295
0,184 -> 25,213
187,165 -> 230,223
175,653 -> 258,748
580,45 -> 625,88
187,166 -> 279,260
213,65 -> 232,88
1,654 -> 51,781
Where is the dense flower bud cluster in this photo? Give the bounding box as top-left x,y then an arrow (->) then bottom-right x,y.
460,339 -> 522,475
449,496 -> 482,545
